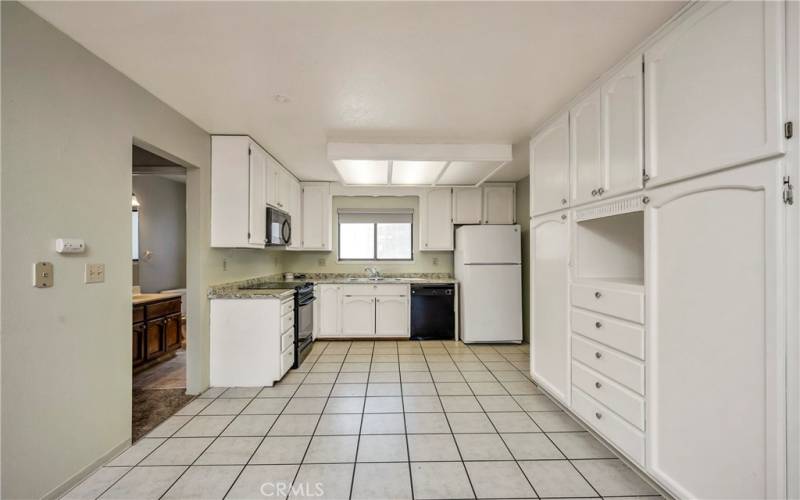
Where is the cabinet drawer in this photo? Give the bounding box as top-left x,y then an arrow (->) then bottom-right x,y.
572,336 -> 644,394
572,361 -> 644,430
281,310 -> 295,333
133,306 -> 145,324
571,283 -> 643,324
572,387 -> 645,465
341,284 -> 408,296
571,308 -> 644,359
280,345 -> 294,376
281,329 -> 294,352
145,298 -> 181,319
281,299 -> 294,316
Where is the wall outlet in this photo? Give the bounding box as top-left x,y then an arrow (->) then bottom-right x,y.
432,257 -> 439,266
318,258 -> 326,266
222,257 -> 228,271
84,263 -> 105,284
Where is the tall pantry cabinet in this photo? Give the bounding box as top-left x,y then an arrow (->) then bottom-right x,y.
528,1 -> 796,499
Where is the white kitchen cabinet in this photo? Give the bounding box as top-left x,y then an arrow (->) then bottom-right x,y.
644,160 -> 785,499
530,210 -> 571,404
287,177 -> 302,250
483,184 -> 515,224
276,167 -> 292,212
570,89 -> 603,206
644,1 -> 784,187
420,188 -> 453,250
317,285 -> 341,337
301,182 -> 332,250
602,56 -> 643,198
265,156 -> 279,209
531,113 -> 570,216
340,295 -> 375,337
248,144 -> 268,246
452,187 -> 483,224
375,295 -> 409,337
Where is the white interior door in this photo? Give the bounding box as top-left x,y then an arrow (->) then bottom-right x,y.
341,296 -> 376,336
603,56 -> 643,197
645,160 -> 785,499
645,1 -> 784,187
375,296 -> 409,337
530,211 -> 570,404
460,264 -> 522,343
571,89 -> 604,205
531,113 -> 570,216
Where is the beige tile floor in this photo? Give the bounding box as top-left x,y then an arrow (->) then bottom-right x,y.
63,340 -> 661,500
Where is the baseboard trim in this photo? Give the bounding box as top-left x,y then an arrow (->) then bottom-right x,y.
42,438 -> 130,500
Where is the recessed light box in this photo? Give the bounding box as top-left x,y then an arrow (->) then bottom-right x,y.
391,161 -> 447,185
333,160 -> 388,185
437,161 -> 499,185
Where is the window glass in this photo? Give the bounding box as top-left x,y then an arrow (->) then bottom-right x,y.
339,223 -> 375,259
377,223 -> 412,259
338,211 -> 413,261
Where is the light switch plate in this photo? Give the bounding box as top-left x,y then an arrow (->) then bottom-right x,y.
85,263 -> 105,284
33,262 -> 54,288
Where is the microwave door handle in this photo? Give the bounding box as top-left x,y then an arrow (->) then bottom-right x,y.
282,219 -> 292,245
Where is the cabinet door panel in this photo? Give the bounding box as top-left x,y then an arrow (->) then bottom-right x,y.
265,157 -> 279,208
530,211 -> 570,404
164,313 -> 182,350
146,321 -> 165,358
287,179 -> 302,250
421,188 -> 453,250
248,144 -> 267,246
318,285 -> 341,337
645,1 -> 784,186
301,183 -> 331,250
571,89 -> 603,206
341,296 -> 375,336
375,296 -> 409,337
132,324 -> 146,366
531,113 -> 569,215
645,161 -> 785,499
452,188 -> 483,224
603,57 -> 643,197
483,185 -> 515,224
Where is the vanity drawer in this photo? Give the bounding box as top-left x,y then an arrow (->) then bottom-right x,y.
572,387 -> 645,465
281,329 -> 294,352
572,336 -> 644,394
281,310 -> 295,333
572,361 -> 644,430
280,345 -> 294,376
146,298 -> 182,319
571,309 -> 644,360
571,283 -> 644,324
281,299 -> 294,316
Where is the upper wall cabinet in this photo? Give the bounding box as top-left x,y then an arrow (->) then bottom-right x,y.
420,188 -> 453,251
483,184 -> 516,224
287,178 -> 302,250
644,1 -> 784,187
570,89 -> 603,206
453,187 -> 483,224
602,57 -> 644,198
301,182 -> 332,251
531,113 -> 570,216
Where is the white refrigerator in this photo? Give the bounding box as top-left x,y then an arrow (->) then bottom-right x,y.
455,225 -> 523,343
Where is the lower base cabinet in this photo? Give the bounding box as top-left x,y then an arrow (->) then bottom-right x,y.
133,298 -> 182,371
341,296 -> 376,336
317,284 -> 410,338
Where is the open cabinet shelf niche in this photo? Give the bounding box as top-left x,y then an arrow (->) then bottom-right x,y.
574,210 -> 644,288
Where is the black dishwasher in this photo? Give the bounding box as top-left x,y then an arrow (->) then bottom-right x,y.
410,284 -> 455,340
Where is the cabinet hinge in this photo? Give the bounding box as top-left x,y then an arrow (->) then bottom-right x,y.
248,147 -> 252,156
642,171 -> 650,185
247,232 -> 251,239
783,176 -> 794,205
786,121 -> 794,139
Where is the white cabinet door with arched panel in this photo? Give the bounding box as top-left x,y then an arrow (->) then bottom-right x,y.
375,295 -> 409,337
602,56 -> 643,198
644,1 -> 785,187
644,160 -> 786,499
570,89 -> 604,206
341,295 -> 376,337
531,113 -> 570,216
530,210 -> 571,404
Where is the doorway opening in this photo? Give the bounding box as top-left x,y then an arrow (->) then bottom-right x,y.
131,144 -> 190,441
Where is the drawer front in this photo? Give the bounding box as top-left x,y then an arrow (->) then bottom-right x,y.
132,306 -> 145,324
572,387 -> 645,465
281,310 -> 295,333
341,284 -> 408,296
571,284 -> 643,324
281,299 -> 294,316
281,330 -> 294,352
572,336 -> 644,394
571,309 -> 644,359
572,361 -> 644,430
280,345 -> 294,376
145,298 -> 181,319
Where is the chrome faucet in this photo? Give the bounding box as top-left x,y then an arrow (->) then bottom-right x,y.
364,267 -> 381,279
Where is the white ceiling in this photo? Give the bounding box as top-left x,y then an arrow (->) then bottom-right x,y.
25,1 -> 684,183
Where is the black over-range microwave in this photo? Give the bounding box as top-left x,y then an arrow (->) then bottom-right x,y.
266,207 -> 291,246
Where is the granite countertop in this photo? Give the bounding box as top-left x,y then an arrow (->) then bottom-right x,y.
132,292 -> 183,306
208,273 -> 457,299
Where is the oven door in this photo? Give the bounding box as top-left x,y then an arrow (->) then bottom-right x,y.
266,208 -> 291,246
